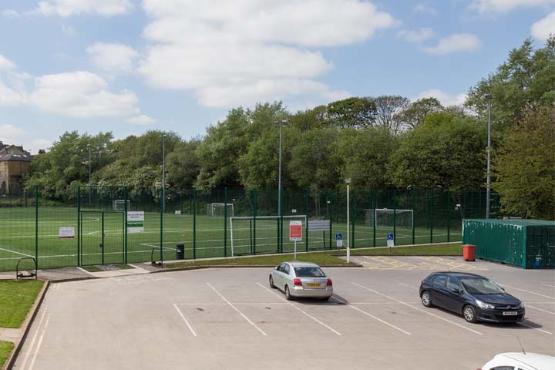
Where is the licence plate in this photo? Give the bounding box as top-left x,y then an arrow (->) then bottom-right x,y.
502,311 -> 518,316
306,283 -> 321,288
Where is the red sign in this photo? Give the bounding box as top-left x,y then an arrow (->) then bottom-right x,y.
289,221 -> 303,241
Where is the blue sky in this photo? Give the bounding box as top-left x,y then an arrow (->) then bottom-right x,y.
0,0 -> 554,153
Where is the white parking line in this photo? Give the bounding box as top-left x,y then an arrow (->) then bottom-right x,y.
206,282 -> 267,336
518,321 -> 552,335
256,282 -> 342,336
351,282 -> 483,336
19,307 -> 48,370
173,303 -> 197,337
502,284 -> 555,300
337,298 -> 411,336
526,305 -> 555,315
541,283 -> 555,289
28,317 -> 49,370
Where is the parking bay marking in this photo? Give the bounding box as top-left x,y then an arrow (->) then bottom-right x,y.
351,282 -> 483,336
501,284 -> 555,300
19,307 -> 48,370
173,304 -> 197,337
256,282 -> 342,336
330,296 -> 411,336
518,321 -> 552,335
206,282 -> 267,336
526,305 -> 555,315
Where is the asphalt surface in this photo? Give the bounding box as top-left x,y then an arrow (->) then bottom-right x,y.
14,257 -> 555,370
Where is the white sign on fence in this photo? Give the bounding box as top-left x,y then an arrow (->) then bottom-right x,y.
58,227 -> 75,239
127,211 -> 145,233
308,219 -> 330,231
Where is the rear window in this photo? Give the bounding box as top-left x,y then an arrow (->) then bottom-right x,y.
294,267 -> 325,277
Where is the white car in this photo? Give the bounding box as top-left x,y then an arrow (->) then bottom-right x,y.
481,352 -> 555,370
269,262 -> 333,300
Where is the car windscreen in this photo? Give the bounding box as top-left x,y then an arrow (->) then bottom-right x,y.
294,267 -> 326,278
461,278 -> 504,294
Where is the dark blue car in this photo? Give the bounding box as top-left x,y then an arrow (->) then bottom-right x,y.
419,272 -> 525,323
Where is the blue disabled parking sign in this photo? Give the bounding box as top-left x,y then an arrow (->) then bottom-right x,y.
335,233 -> 343,248
387,233 -> 394,247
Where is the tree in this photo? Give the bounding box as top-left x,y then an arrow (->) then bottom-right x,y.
493,107 -> 555,219
397,97 -> 443,130
166,139 -> 201,193
389,112 -> 486,191
373,95 -> 410,134
466,37 -> 555,129
326,97 -> 376,128
337,127 -> 397,189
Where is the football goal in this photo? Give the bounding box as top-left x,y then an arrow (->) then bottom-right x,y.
365,208 -> 414,230
229,215 -> 307,257
112,199 -> 130,211
206,203 -> 234,217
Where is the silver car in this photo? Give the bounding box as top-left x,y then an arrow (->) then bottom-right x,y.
269,262 -> 333,300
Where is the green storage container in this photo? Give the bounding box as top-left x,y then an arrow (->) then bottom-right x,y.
462,219 -> 555,269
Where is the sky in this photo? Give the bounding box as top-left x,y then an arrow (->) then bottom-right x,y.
0,0 -> 554,154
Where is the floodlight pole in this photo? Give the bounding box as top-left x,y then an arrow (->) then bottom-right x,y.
346,178 -> 351,264
88,145 -> 92,205
278,119 -> 287,252
160,133 -> 166,265
485,94 -> 492,219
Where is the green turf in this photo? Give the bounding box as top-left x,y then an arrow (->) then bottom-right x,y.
0,341 -> 14,369
0,206 -> 461,271
0,280 -> 44,328
336,243 -> 462,256
167,251 -> 356,268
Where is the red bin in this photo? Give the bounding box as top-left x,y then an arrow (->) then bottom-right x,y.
463,244 -> 476,261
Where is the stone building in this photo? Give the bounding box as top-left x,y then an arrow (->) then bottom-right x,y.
0,141 -> 32,195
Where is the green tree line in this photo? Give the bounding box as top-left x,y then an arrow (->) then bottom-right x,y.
25,38 -> 554,219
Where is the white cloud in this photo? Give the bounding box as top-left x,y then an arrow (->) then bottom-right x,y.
0,124 -> 25,143
424,33 -> 480,55
531,11 -> 555,41
138,0 -> 395,108
398,28 -> 434,43
1,9 -> 20,18
0,55 -> 16,70
29,71 -> 153,124
87,42 -> 138,73
126,114 -> 155,126
416,89 -> 466,107
470,0 -> 555,13
0,125 -> 52,154
413,3 -> 437,15
35,0 -> 132,17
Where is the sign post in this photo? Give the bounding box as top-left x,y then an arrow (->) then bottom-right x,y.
289,221 -> 303,259
335,233 -> 343,248
387,232 -> 394,254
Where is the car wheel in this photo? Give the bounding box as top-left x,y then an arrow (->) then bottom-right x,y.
285,285 -> 293,300
269,275 -> 275,289
463,305 -> 478,323
421,291 -> 433,307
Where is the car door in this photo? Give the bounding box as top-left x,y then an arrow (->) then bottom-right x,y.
282,263 -> 291,290
444,277 -> 464,312
275,263 -> 286,289
431,275 -> 448,309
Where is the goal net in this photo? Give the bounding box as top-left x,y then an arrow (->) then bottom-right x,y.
365,208 -> 414,230
229,215 -> 307,257
206,203 -> 234,217
112,199 -> 130,211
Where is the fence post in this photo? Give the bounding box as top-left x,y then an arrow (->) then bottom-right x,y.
77,186 -> 80,266
252,190 -> 257,255
446,191 -> 451,242
193,189 -> 197,259
124,186 -> 128,264
304,189 -> 309,252
160,188 -> 164,264
372,191 -> 377,247
224,187 -> 228,257
411,190 -> 416,245
35,186 -> 39,270
351,191 -> 355,249
327,194 -> 332,250
429,190 -> 433,244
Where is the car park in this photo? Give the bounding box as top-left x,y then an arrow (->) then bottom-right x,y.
269,261 -> 333,300
419,272 -> 525,323
480,352 -> 555,370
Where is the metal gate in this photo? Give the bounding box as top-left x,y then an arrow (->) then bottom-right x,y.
79,210 -> 125,266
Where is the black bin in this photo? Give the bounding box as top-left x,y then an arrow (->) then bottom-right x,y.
176,243 -> 185,260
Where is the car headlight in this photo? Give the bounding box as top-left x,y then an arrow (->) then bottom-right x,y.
475,300 -> 495,310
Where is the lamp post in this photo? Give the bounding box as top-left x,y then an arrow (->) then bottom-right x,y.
277,119 -> 287,252
345,178 -> 351,263
485,94 -> 492,219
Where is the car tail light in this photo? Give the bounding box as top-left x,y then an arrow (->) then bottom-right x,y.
327,278 -> 333,286
293,278 -> 302,286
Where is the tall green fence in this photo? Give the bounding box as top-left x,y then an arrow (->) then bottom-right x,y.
0,186 -> 498,272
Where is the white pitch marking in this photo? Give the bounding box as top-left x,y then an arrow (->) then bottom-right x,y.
518,321 -> 552,335
28,316 -> 50,370
502,284 -> 555,300
0,247 -> 34,258
207,282 -> 267,336
526,305 -> 555,315
173,303 -> 197,337
256,282 -> 341,336
19,307 -> 47,370
352,282 -> 483,336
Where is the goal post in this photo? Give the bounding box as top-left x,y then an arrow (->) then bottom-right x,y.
112,199 -> 130,211
207,202 -> 234,217
229,215 -> 307,257
365,208 -> 414,230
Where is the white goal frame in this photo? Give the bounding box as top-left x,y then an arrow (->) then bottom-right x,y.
207,202 -> 234,217
112,199 -> 130,211
229,215 -> 307,257
366,208 -> 414,229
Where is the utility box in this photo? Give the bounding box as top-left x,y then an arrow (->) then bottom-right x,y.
462,219 -> 555,269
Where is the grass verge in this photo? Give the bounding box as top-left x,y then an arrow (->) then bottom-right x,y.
0,280 -> 44,328
335,243 -> 462,256
167,251 -> 355,269
0,341 -> 14,369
